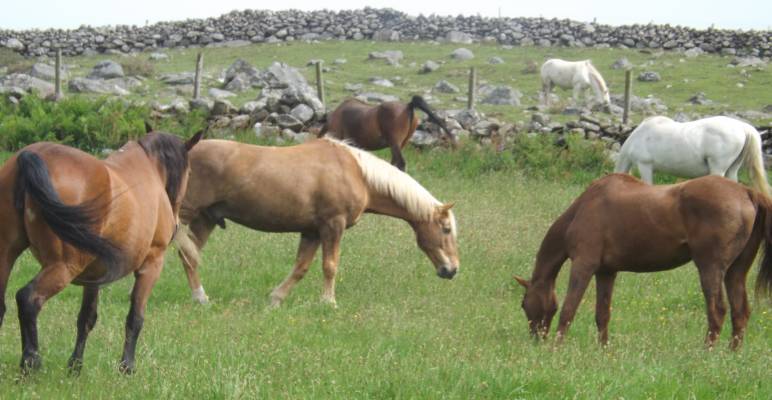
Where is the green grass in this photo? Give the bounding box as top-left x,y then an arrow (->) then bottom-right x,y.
0,147 -> 770,399
6,41 -> 770,126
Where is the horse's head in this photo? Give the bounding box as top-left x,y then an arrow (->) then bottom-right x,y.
514,276 -> 558,339
411,203 -> 459,279
138,124 -> 204,218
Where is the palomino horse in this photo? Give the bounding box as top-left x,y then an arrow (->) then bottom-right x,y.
0,126 -> 202,373
515,174 -> 772,349
319,95 -> 455,171
540,59 -> 610,107
615,116 -> 770,196
175,138 -> 459,306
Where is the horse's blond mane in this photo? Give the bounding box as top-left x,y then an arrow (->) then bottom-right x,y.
323,137 -> 455,228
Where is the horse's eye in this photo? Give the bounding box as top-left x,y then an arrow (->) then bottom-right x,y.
442,227 -> 451,234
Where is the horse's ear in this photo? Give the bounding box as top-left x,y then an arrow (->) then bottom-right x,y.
185,130 -> 205,151
436,202 -> 455,216
514,275 -> 530,289
144,121 -> 154,133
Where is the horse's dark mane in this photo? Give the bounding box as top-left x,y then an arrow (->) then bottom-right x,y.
138,132 -> 189,206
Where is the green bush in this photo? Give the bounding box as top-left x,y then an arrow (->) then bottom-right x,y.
0,96 -> 149,152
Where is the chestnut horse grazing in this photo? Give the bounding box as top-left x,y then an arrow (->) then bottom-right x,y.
176,138 -> 459,306
319,95 -> 455,171
515,174 -> 772,349
0,127 -> 202,374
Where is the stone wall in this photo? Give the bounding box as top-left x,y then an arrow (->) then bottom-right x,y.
1,8 -> 769,58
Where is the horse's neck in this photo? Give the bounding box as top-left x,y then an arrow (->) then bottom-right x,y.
365,191 -> 415,222
530,212 -> 571,286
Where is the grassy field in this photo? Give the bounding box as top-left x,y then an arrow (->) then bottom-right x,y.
0,145 -> 770,399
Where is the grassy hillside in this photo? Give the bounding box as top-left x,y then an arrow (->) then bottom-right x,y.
3,41 -> 771,127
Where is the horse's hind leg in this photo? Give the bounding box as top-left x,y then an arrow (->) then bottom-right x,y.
637,162 -> 654,184
269,233 -> 320,307
594,271 -> 617,346
67,286 -> 99,374
695,264 -> 727,348
16,262 -> 79,371
389,142 -> 407,171
178,214 -> 216,304
723,233 -> 760,350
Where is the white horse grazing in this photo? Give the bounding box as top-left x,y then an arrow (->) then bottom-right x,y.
615,116 -> 770,196
540,59 -> 610,106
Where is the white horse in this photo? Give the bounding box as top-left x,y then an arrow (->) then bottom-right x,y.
540,59 -> 610,107
615,115 -> 770,196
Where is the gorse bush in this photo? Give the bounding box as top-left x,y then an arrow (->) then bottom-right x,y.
0,96 -> 207,153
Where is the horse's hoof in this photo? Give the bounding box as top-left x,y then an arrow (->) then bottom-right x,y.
320,296 -> 338,308
118,359 -> 135,375
67,358 -> 83,376
20,354 -> 42,373
192,287 -> 209,305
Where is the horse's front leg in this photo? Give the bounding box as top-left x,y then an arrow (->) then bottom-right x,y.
177,215 -> 217,305
269,233 -> 320,307
595,272 -> 617,346
320,218 -> 345,307
0,241 -> 27,329
389,142 -> 407,171
555,261 -> 596,342
119,252 -> 164,374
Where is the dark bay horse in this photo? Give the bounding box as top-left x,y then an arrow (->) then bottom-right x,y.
175,138 -> 459,306
0,127 -> 202,373
319,95 -> 455,171
514,174 -> 772,349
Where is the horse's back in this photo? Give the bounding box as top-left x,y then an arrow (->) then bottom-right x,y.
184,139 -> 368,232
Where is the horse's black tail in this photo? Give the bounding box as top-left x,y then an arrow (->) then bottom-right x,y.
14,151 -> 121,281
407,95 -> 456,143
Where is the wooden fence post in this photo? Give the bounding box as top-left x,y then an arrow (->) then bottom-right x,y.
315,61 -> 325,109
54,49 -> 63,101
467,67 -> 476,110
193,53 -> 203,100
623,69 -> 632,124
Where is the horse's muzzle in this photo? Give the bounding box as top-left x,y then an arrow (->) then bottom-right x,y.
437,266 -> 457,279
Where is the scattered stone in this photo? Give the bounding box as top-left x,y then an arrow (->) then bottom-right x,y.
688,92 -> 713,105
638,71 -> 661,82
68,77 -> 136,95
369,77 -> 394,87
29,63 -> 66,81
730,56 -> 767,68
410,129 -> 439,147
420,60 -> 440,74
149,52 -> 169,61
684,47 -> 704,58
368,50 -> 403,64
189,98 -> 214,114
333,59 -> 347,65
488,56 -> 504,65
611,58 -> 632,70
344,83 -> 363,92
355,92 -> 399,103
450,48 -> 474,60
0,73 -> 55,97
229,115 -> 252,130
160,72 -> 195,85
479,85 -> 522,106
211,99 -> 237,116
276,114 -> 304,132
433,80 -> 460,93
208,88 -> 236,99
373,29 -> 400,41
290,103 -> 315,123
4,38 -> 24,50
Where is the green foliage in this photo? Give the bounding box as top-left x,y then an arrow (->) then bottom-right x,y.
121,56 -> 156,77
0,96 -> 148,152
408,133 -> 612,185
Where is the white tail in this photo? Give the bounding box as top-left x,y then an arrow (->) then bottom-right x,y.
174,225 -> 201,267
743,126 -> 771,197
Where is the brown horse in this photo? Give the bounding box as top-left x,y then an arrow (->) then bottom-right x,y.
514,174 -> 772,349
0,126 -> 202,373
175,138 -> 459,306
319,95 -> 455,171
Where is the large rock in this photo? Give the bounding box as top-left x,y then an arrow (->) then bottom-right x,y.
370,77 -> 394,87
480,85 -> 522,106
223,59 -> 260,91
68,77 -> 134,95
420,60 -> 440,74
433,80 -> 460,93
450,48 -> 474,60
4,38 -> 24,50
0,73 -> 54,97
29,63 -> 66,81
275,114 -> 304,132
446,31 -> 473,44
160,72 -> 195,85
211,99 -> 237,116
260,62 -> 312,90
208,88 -> 236,99
410,129 -> 440,148
368,50 -> 403,65
290,103 -> 315,123
88,60 -> 125,79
